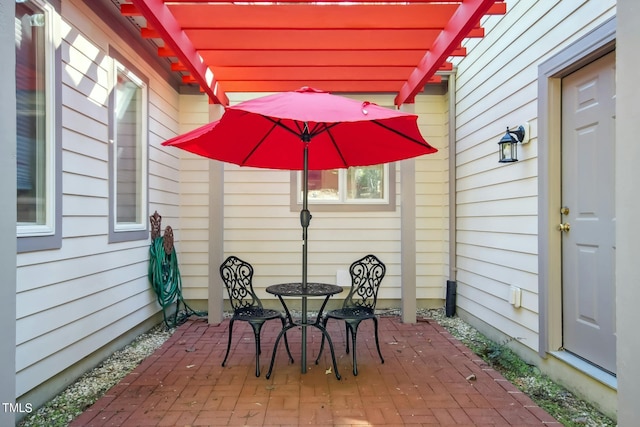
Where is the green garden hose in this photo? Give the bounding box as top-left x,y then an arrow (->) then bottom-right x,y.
148,234 -> 205,328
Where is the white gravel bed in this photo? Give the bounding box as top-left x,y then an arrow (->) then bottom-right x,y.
17,323 -> 175,427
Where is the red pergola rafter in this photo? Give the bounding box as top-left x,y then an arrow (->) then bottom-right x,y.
396,0 -> 503,104
128,0 -> 229,105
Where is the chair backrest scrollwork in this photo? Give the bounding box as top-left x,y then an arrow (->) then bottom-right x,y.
344,254 -> 386,310
219,256 -> 262,310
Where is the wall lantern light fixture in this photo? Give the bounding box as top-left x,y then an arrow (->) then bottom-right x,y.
498,123 -> 529,163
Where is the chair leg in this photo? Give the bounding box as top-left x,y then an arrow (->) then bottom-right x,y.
314,316 -> 329,365
222,318 -> 235,367
373,316 -> 384,364
280,317 -> 294,363
344,322 -> 351,354
250,322 -> 264,377
347,322 -> 359,376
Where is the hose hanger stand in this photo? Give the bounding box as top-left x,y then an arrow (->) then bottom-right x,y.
148,211 -> 206,328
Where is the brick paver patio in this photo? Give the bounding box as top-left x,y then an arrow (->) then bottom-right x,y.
70,314 -> 559,426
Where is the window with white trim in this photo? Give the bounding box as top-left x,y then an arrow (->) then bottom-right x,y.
16,0 -> 61,251
298,164 -> 390,204
109,57 -> 148,242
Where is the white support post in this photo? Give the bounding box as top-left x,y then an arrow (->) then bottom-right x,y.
399,103 -> 417,324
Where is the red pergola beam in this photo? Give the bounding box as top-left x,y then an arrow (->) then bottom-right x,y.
128,0 -> 228,105
170,4 -> 461,29
183,29 -> 484,51
395,0 -> 505,105
168,3 -> 505,29
218,77 -> 441,93
208,66 -> 416,81
198,50 -> 461,68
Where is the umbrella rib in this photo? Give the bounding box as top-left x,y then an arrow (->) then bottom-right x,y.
259,116 -> 341,142
325,126 -> 348,168
293,120 -> 308,139
241,119 -> 279,165
371,120 -> 433,148
308,122 -> 335,139
262,116 -> 305,140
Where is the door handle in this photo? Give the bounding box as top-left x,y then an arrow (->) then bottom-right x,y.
558,223 -> 571,232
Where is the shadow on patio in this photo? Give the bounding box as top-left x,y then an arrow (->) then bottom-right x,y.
70,315 -> 559,426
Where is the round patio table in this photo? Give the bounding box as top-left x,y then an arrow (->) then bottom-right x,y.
265,282 -> 343,380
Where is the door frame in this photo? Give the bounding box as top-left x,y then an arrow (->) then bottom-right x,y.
560,52 -> 616,373
537,18 -> 615,362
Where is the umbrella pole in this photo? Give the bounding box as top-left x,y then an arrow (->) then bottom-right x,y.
300,142 -> 311,373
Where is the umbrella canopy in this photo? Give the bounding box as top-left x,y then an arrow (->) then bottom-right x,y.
163,87 -> 436,170
163,87 -> 437,374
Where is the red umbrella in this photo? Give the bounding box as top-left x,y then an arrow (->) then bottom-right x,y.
163,87 -> 437,371
163,87 -> 435,169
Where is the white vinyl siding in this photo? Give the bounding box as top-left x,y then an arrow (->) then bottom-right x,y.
173,94 -> 213,300
453,0 -> 616,353
15,0 -> 180,399
415,93 -> 450,300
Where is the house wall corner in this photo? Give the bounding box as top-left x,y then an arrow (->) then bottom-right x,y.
615,0 -> 640,424
1,0 -> 18,424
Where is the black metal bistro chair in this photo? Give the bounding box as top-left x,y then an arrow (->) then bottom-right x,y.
219,256 -> 293,377
315,254 -> 386,376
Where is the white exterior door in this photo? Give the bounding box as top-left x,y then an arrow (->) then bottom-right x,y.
561,52 -> 616,374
